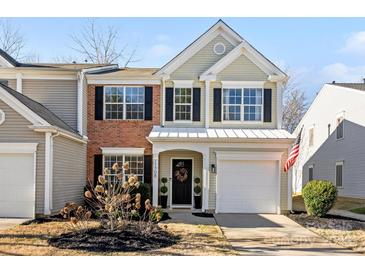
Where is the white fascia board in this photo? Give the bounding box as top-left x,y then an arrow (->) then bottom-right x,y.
0,143 -> 38,153
87,79 -> 161,85
30,125 -> 88,144
156,23 -> 242,77
215,151 -> 283,161
221,81 -> 265,88
101,147 -> 145,155
0,56 -> 15,68
0,87 -> 50,126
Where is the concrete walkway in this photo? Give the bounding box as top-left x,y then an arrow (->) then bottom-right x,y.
0,218 -> 28,230
215,214 -> 356,255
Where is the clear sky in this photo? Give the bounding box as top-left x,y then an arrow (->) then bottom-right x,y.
4,17 -> 365,101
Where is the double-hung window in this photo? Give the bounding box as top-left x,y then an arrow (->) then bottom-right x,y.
104,86 -> 144,120
222,88 -> 263,122
335,161 -> 343,188
174,88 -> 192,121
103,155 -> 144,183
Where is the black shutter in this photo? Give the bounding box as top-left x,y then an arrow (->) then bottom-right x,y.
144,86 -> 153,120
165,87 -> 174,121
94,154 -> 103,184
192,87 -> 201,121
213,88 -> 222,122
143,155 -> 152,185
95,86 -> 104,120
263,88 -> 272,122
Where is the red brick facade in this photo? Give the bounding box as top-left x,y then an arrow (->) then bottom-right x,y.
86,84 -> 160,181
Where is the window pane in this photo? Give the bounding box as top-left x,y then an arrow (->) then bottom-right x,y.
175,105 -> 191,120
223,105 -> 240,121
336,164 -> 343,187
337,120 -> 344,139
126,104 -> 144,119
104,155 -> 144,183
243,105 -> 261,121
309,167 -> 314,181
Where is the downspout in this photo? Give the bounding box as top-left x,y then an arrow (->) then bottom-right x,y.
77,71 -> 84,135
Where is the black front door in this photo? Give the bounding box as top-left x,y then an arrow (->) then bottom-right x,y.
172,159 -> 192,205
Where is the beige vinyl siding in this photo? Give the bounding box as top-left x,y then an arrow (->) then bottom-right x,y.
52,135 -> 87,213
216,54 -> 268,81
208,147 -> 289,212
171,35 -> 235,80
22,79 -> 78,130
158,150 -> 202,205
209,81 -> 277,128
0,99 -> 46,214
5,79 -> 17,90
163,80 -> 205,127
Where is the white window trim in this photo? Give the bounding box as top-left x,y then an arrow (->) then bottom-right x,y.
103,86 -> 145,121
221,87 -> 264,123
213,42 -> 226,55
173,87 -> 193,122
101,147 -> 145,155
335,161 -> 344,189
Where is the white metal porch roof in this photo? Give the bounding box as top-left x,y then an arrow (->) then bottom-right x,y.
148,126 -> 294,140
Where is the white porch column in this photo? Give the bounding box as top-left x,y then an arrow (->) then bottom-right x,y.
152,152 -> 159,207
204,80 -> 210,128
202,151 -> 210,211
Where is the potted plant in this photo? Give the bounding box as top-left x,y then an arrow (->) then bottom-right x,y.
194,177 -> 202,209
160,177 -> 168,208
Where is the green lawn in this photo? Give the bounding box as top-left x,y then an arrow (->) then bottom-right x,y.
350,207 -> 365,215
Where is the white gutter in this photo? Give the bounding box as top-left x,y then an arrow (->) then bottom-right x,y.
29,125 -> 88,144
77,71 -> 84,134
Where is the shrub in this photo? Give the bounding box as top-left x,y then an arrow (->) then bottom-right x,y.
194,185 -> 201,195
302,180 -> 337,217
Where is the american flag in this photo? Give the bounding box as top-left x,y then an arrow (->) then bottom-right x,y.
284,128 -> 303,172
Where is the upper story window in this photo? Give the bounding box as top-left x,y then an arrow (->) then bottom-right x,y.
174,87 -> 192,121
308,165 -> 314,181
328,124 -> 331,137
223,88 -> 263,122
336,117 -> 344,140
104,86 -> 144,120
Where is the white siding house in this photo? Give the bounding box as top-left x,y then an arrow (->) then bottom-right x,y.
293,83 -> 365,198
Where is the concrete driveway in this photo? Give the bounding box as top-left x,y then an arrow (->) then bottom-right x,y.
215,214 -> 356,255
0,219 -> 28,230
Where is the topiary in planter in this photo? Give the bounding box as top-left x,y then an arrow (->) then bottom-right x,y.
302,180 -> 337,217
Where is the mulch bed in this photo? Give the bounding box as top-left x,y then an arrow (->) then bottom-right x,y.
48,222 -> 179,252
289,212 -> 365,231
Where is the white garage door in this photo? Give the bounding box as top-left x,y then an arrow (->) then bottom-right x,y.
217,160 -> 279,213
0,153 -> 35,218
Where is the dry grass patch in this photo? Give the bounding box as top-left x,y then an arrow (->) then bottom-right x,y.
0,220 -> 236,256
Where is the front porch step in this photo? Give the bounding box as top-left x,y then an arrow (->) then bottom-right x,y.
163,208 -> 203,213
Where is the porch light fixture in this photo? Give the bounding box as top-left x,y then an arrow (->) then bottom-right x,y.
211,164 -> 216,173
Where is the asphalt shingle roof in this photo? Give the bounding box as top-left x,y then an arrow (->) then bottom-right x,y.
0,83 -> 78,135
331,83 -> 365,91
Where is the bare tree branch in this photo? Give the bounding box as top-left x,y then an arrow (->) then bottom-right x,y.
282,72 -> 309,133
0,20 -> 26,59
69,19 -> 140,66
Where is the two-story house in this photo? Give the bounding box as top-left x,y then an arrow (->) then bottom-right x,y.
86,20 -> 294,214
293,82 -> 365,200
0,49 -> 115,218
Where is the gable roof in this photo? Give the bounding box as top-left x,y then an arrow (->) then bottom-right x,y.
331,83 -> 365,91
0,83 -> 78,134
0,49 -> 19,67
155,19 -> 286,79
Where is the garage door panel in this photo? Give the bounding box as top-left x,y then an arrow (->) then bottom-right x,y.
217,160 -> 278,213
0,153 -> 35,218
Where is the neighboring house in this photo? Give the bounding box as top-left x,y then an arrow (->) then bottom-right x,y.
292,83 -> 365,199
87,20 -> 294,214
0,51 -> 115,218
